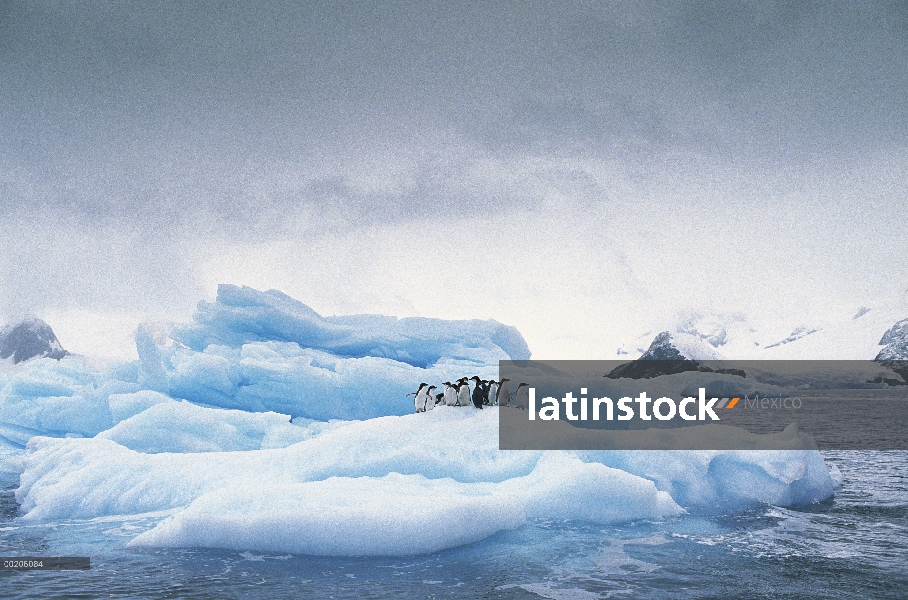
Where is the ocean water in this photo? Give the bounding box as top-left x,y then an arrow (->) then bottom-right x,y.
1,450 -> 906,599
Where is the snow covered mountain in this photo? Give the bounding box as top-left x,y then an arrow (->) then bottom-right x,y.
0,318 -> 68,364
617,302 -> 908,361
876,318 -> 908,360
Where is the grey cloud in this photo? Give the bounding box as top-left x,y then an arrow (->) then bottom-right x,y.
1,1 -> 906,232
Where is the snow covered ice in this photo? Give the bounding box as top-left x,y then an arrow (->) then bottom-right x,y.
0,285 -> 844,556
16,407 -> 835,555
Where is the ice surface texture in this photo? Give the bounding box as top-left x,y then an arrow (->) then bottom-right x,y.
0,285 -> 531,441
15,407 -> 837,555
140,285 -> 529,420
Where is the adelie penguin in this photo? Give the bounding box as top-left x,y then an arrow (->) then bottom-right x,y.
443,382 -> 458,406
487,379 -> 499,406
480,379 -> 492,405
470,376 -> 485,409
410,383 -> 429,413
496,378 -> 510,406
457,378 -> 471,406
424,385 -> 437,411
514,383 -> 529,410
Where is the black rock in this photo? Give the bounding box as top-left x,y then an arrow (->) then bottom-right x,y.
765,326 -> 821,349
0,318 -> 69,364
715,368 -> 747,378
605,332 -> 701,379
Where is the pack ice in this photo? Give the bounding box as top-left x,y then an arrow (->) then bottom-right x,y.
2,285 -> 841,556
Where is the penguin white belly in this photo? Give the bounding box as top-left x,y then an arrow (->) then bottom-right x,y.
515,388 -> 528,410
445,388 -> 457,406
458,386 -> 470,406
415,391 -> 428,412
498,383 -> 510,406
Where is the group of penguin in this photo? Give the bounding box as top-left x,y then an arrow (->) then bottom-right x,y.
410,377 -> 531,413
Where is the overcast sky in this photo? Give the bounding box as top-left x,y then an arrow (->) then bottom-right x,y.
2,1 -> 907,359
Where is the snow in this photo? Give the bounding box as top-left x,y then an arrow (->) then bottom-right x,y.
127,453 -> 680,556
621,302 -> 908,360
97,400 -> 314,453
128,475 -> 527,556
14,407 -> 837,555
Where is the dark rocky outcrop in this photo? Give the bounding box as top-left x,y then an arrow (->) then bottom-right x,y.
605,332 -> 702,379
765,326 -> 821,349
0,318 -> 69,364
605,331 -> 749,380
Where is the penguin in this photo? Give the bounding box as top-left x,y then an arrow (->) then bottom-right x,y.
488,379 -> 499,406
435,391 -> 445,407
470,376 -> 484,409
496,378 -> 510,406
480,379 -> 492,405
514,383 -> 530,410
457,378 -> 471,406
412,383 -> 429,413
443,381 -> 458,406
424,385 -> 437,411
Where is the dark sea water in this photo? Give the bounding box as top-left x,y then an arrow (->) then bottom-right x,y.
1,450 -> 906,599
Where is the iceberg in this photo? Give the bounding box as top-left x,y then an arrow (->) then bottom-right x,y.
97,399 -> 316,453
0,284 -> 533,442
171,284 -> 531,367
0,357 -> 121,442
126,453 -> 681,556
138,285 -> 531,420
1,285 -> 843,557
15,407 -> 836,555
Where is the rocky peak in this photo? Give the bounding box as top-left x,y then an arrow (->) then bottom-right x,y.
0,318 -> 69,364
605,331 -> 701,379
876,318 -> 908,360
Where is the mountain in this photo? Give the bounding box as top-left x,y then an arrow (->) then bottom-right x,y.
876,319 -> 908,360
0,318 -> 68,364
605,331 -> 748,379
605,332 -> 702,379
617,301 -> 908,361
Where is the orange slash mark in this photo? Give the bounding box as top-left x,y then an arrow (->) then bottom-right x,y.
726,397 -> 739,409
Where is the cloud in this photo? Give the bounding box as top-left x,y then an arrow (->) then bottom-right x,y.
1,2 -> 906,356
